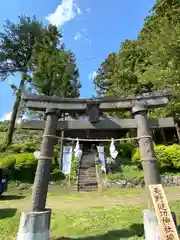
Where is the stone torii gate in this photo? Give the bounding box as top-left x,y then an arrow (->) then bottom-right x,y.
17,90 -> 173,240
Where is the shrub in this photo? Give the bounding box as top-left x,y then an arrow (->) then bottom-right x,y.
108,164 -> 144,181
167,145 -> 180,169
154,145 -> 171,169
10,141 -> 37,153
118,141 -> 136,159
132,144 -> 180,170
52,148 -> 60,170
14,153 -> 37,181
0,153 -> 37,182
132,148 -> 141,165
0,155 -> 16,170
0,123 -> 8,132
71,155 -> 78,180
50,168 -> 65,181
11,144 -> 22,153
21,141 -> 36,153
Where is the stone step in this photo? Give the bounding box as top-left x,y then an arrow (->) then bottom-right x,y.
78,185 -> 98,189
79,167 -> 96,171
78,184 -> 98,188
79,169 -> 96,173
79,174 -> 96,177
79,176 -> 97,179
78,188 -> 98,192
80,161 -> 95,164
78,185 -> 98,188
78,174 -> 96,177
78,173 -> 97,177
80,165 -> 96,169
77,152 -> 97,192
78,174 -> 97,178
78,180 -> 98,184
78,187 -> 98,191
78,185 -> 98,190
78,177 -> 97,180
80,166 -> 95,169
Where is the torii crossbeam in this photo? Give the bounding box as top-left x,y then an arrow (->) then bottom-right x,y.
22,90 -> 171,112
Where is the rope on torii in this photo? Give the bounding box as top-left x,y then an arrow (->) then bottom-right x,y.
42,134 -> 152,142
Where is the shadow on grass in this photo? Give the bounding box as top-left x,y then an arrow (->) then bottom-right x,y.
0,195 -> 25,200
53,223 -> 144,240
0,208 -> 17,219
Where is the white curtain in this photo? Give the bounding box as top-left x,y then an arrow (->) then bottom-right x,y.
109,138 -> 118,159
97,146 -> 106,172
62,146 -> 73,175
74,138 -> 83,159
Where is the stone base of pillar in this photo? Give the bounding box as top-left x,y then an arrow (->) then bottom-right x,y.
143,210 -> 159,240
17,209 -> 51,240
143,210 -> 177,240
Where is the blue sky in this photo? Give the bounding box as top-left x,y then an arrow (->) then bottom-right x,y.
0,0 -> 156,120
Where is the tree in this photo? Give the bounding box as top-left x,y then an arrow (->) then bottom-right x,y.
94,53 -> 116,96
93,0 -> 180,141
94,0 -> 180,115
0,15 -> 44,150
138,0 -> 180,140
30,24 -> 81,98
31,49 -> 80,97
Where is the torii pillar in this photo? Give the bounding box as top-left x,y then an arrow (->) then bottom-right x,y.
132,104 -> 161,240
17,108 -> 59,240
132,104 -> 161,186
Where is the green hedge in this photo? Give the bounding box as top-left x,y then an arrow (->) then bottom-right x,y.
10,141 -> 37,153
0,153 -> 37,182
0,152 -> 65,182
0,123 -> 8,132
118,141 -> 136,159
108,164 -> 144,181
132,144 -> 180,170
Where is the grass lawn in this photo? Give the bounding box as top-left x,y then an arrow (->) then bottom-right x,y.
1,184 -> 180,240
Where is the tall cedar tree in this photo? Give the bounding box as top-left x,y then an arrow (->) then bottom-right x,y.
0,15 -> 44,150
93,0 -> 180,141
32,25 -> 81,97
26,25 -> 81,122
30,25 -> 81,98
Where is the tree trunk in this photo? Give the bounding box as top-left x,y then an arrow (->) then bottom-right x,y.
175,121 -> 180,143
59,130 -> 64,170
1,73 -> 26,151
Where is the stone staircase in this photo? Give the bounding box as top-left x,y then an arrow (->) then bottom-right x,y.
77,151 -> 98,192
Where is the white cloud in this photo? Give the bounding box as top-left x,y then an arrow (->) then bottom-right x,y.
77,7 -> 81,15
0,112 -> 28,124
88,71 -> 97,80
0,112 -> 12,122
46,0 -> 81,27
86,37 -> 92,44
73,32 -> 82,41
86,8 -> 91,12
